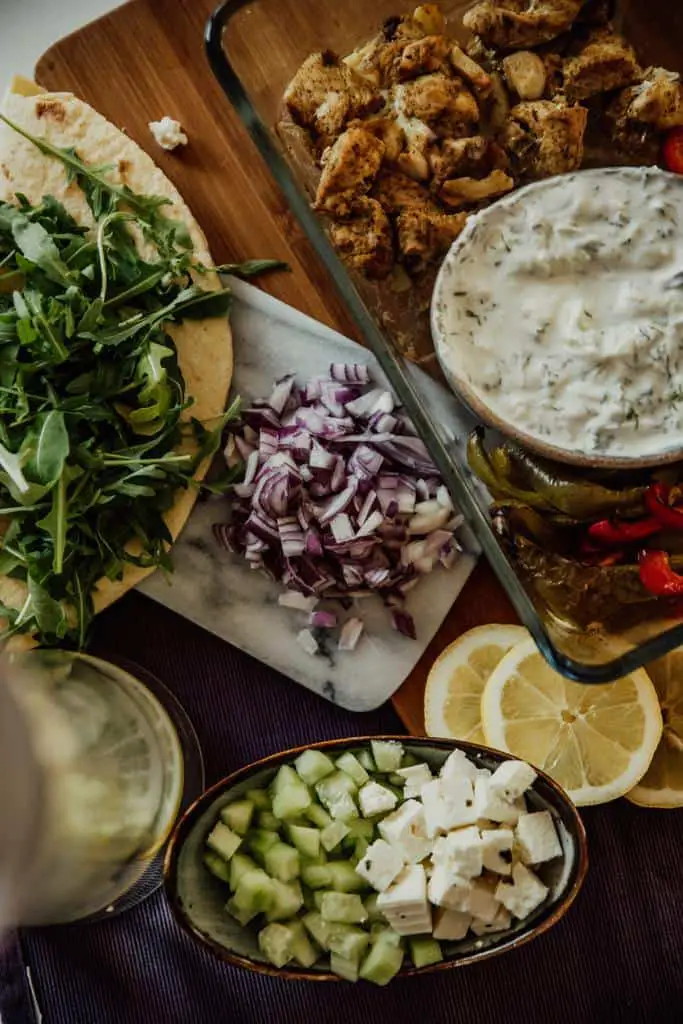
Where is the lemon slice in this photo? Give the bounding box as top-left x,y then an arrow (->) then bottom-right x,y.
481,637 -> 663,806
627,649 -> 683,808
424,625 -> 529,743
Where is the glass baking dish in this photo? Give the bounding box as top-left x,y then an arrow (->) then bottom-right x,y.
206,0 -> 683,682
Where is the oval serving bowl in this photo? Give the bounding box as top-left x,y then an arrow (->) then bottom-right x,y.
164,736 -> 588,982
431,167 -> 683,471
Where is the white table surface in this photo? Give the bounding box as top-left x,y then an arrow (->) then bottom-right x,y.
1,0 -> 120,84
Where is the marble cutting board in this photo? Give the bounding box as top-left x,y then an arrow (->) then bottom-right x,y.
139,280 -> 479,712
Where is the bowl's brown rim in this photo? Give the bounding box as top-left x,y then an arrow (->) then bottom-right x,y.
163,735 -> 589,982
430,166 -> 683,472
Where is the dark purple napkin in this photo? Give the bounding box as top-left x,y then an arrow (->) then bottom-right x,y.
1,591 -> 682,1024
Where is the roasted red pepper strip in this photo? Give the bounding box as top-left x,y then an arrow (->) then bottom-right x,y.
639,550 -> 683,595
663,127 -> 683,175
645,482 -> 683,530
588,517 -> 661,546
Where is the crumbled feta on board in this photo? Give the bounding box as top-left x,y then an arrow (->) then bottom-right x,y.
148,116 -> 188,151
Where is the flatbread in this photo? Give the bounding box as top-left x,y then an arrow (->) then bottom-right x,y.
0,83 -> 233,639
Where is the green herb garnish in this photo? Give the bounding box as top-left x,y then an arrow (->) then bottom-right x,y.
0,114 -> 276,645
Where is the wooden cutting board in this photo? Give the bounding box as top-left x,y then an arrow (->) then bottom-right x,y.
35,0 -> 681,735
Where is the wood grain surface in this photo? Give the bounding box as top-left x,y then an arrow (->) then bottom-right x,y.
34,0 -> 681,734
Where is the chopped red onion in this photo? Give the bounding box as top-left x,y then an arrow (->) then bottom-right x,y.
391,609 -> 417,639
217,364 -> 463,643
310,610 -> 337,629
338,617 -> 364,650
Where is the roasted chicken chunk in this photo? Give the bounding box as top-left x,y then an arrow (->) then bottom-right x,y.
395,73 -> 479,137
315,126 -> 385,216
396,206 -> 468,270
344,11 -> 429,86
463,1 -> 583,51
284,52 -> 381,143
562,30 -> 641,101
500,100 -> 587,178
329,198 -> 394,279
613,68 -> 683,131
398,35 -> 451,79
439,169 -> 515,208
429,135 -> 508,186
350,116 -> 405,163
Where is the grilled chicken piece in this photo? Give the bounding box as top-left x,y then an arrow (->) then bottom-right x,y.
315,127 -> 385,216
412,4 -> 447,35
500,100 -> 588,178
429,135 -> 508,186
343,11 -> 428,87
439,169 -> 515,208
503,51 -> 548,100
329,197 -> 394,279
372,167 -> 429,215
615,67 -> 683,131
562,30 -> 641,101
463,1 -> 583,51
284,52 -> 381,143
449,45 -> 492,93
398,35 -> 450,79
350,116 -> 405,163
396,206 -> 468,271
396,74 -> 480,137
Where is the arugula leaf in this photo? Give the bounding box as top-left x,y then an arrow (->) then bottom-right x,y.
216,258 -> 289,278
0,440 -> 29,493
11,213 -> 73,288
24,410 -> 70,485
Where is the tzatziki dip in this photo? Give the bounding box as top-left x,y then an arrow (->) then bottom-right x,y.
432,167 -> 683,462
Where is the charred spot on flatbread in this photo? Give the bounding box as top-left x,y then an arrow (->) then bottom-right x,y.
35,99 -> 67,122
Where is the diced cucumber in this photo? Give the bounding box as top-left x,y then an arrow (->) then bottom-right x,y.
258,922 -> 293,968
246,829 -> 280,864
409,937 -> 443,969
271,765 -> 312,820
320,892 -> 368,925
401,752 -> 419,768
357,749 -> 376,773
326,923 -> 370,962
203,851 -> 231,884
327,861 -> 367,893
302,887 -> 318,911
229,852 -> 258,891
336,752 -> 370,787
320,820 -> 350,853
302,911 -> 331,950
246,788 -> 271,811
316,773 -> 359,822
305,804 -> 332,829
233,868 -> 275,915
370,925 -> 403,948
220,799 -> 254,836
371,741 -> 404,773
351,838 -> 370,865
257,810 -> 281,831
294,749 -> 336,786
346,819 -> 374,843
206,822 -> 242,861
364,894 -> 387,924
265,879 -> 303,922
287,824 -> 321,860
301,864 -> 332,889
300,849 -> 328,866
312,890 -> 326,912
359,934 -> 404,986
330,951 -> 359,982
388,773 -> 406,787
288,919 -> 318,968
264,841 -> 300,883
225,897 -> 258,927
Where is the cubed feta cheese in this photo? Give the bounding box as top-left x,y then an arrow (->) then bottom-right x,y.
495,863 -> 548,920
515,811 -> 562,865
420,779 -> 446,838
433,907 -> 472,941
355,839 -> 404,892
427,865 -> 472,912
434,826 -> 483,880
377,864 -> 432,935
480,827 -> 514,875
470,905 -> 511,936
474,776 -> 522,826
358,781 -> 398,818
489,760 -> 537,801
440,749 -> 479,786
396,763 -> 433,798
466,877 -> 501,924
378,800 -> 432,863
148,116 -> 188,151
440,776 -> 478,830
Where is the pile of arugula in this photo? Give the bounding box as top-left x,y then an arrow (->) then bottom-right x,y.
0,113 -> 278,646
